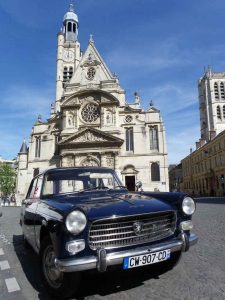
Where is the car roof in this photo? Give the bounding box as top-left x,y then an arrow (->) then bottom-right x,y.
35,166 -> 114,178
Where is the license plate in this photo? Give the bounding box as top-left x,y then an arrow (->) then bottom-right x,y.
123,249 -> 171,269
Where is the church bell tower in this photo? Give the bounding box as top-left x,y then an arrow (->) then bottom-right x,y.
55,3 -> 81,112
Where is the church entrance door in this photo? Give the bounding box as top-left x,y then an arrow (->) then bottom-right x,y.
125,176 -> 135,191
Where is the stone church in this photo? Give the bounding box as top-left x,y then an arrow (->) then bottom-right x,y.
16,4 -> 169,203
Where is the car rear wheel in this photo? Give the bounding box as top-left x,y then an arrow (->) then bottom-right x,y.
40,236 -> 80,299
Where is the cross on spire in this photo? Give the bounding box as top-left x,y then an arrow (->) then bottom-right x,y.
69,0 -> 75,12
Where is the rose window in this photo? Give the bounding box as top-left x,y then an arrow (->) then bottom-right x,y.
125,115 -> 133,123
87,67 -> 96,80
81,103 -> 100,123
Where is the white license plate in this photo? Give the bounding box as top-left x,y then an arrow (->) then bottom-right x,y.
123,249 -> 171,269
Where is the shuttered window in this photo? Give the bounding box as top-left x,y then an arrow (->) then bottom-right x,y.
151,163 -> 160,181
126,127 -> 134,151
150,126 -> 159,150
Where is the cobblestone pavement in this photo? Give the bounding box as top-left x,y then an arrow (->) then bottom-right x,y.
0,198 -> 225,300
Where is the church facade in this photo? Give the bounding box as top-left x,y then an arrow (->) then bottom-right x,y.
16,4 -> 169,203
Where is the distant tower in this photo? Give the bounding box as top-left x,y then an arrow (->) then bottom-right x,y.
16,140 -> 28,203
198,67 -> 225,141
55,3 -> 81,111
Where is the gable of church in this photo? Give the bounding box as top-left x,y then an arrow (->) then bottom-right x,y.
68,41 -> 119,88
58,127 -> 123,148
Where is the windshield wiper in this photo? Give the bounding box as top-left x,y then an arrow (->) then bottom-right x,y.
78,186 -> 110,193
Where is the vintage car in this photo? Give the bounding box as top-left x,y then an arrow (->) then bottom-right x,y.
20,167 -> 198,299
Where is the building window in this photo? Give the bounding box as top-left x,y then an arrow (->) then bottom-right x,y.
73,23 -> 76,33
125,115 -> 133,123
151,162 -> 160,181
69,67 -> 73,80
63,67 -> 73,82
214,82 -> 219,99
68,22 -> 72,32
149,126 -> 159,151
217,106 -> 221,120
126,127 -> 134,151
87,67 -> 96,80
63,67 -> 68,82
220,82 -> 225,99
35,137 -> 41,158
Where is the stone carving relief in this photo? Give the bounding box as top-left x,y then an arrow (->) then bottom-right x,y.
106,156 -> 114,167
75,131 -> 106,143
80,157 -> 99,167
62,155 -> 74,167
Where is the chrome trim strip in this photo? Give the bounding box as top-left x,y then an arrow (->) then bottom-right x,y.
54,233 -> 198,273
89,211 -> 177,250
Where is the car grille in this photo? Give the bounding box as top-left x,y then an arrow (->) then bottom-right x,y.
89,211 -> 176,250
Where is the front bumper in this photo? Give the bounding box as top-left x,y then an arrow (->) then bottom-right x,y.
55,233 -> 198,273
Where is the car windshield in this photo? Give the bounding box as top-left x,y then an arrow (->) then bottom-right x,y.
42,168 -> 125,197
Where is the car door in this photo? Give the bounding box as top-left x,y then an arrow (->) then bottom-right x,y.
22,175 -> 43,250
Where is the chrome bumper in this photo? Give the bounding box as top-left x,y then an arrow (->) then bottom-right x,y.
55,233 -> 198,273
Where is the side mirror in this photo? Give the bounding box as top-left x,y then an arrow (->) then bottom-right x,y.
135,181 -> 142,189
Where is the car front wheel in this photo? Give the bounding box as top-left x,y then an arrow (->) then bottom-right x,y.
40,236 -> 80,299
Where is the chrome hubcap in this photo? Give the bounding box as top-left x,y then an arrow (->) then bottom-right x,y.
43,245 -> 63,289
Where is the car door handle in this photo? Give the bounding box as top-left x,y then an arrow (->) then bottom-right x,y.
23,199 -> 33,206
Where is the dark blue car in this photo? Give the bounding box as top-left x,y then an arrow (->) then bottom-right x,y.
20,167 -> 198,299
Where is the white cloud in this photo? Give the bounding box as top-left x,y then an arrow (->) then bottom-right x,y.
167,125 -> 200,164
106,38 -> 191,72
1,85 -> 54,120
0,84 -> 54,159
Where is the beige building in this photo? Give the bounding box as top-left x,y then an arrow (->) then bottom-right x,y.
182,69 -> 225,196
16,4 -> 169,203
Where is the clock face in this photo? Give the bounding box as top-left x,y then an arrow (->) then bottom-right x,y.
63,50 -> 74,62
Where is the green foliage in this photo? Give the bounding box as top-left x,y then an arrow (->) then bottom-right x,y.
0,163 -> 16,196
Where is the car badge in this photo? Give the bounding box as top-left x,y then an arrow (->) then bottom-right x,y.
133,221 -> 144,235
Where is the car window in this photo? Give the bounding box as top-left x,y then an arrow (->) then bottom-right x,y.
27,176 -> 43,199
42,168 -> 123,197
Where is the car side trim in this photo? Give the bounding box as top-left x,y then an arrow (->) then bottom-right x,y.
54,233 -> 198,273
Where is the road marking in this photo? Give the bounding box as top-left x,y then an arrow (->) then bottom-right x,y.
0,260 -> 10,270
0,248 -> 4,255
5,277 -> 20,293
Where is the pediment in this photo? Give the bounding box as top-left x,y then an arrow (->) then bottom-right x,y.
147,106 -> 160,113
58,127 -> 123,148
61,90 -> 119,108
68,41 -> 121,88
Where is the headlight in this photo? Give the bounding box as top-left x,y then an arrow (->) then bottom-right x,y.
66,210 -> 87,234
182,197 -> 196,215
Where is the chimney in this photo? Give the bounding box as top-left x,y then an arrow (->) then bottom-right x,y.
199,138 -> 206,147
209,130 -> 216,141
196,141 -> 200,149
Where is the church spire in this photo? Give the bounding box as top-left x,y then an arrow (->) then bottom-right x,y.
63,1 -> 79,42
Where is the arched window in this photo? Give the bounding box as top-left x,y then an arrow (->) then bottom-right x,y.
149,126 -> 159,151
63,67 -> 68,82
68,22 -> 72,32
214,82 -> 219,99
151,162 -> 160,181
220,82 -> 225,99
217,106 -> 221,120
35,137 -> 41,158
69,67 -> 73,80
126,127 -> 134,151
73,23 -> 76,33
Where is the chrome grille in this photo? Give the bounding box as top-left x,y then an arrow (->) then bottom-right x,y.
89,211 -> 176,250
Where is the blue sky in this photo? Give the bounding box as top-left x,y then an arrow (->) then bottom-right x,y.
1,0 -> 225,164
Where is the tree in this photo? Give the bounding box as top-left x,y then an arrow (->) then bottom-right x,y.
0,163 -> 16,197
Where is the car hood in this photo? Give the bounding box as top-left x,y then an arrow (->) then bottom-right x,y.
44,191 -> 175,220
